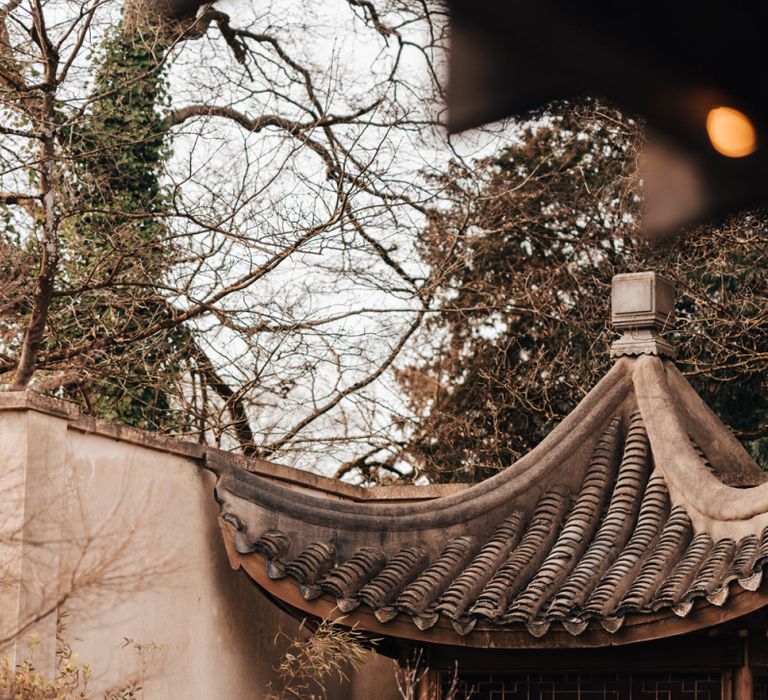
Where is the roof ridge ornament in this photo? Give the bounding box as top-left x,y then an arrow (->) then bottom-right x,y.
610,272 -> 675,359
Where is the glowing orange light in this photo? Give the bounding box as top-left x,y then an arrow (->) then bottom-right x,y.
706,106 -> 757,157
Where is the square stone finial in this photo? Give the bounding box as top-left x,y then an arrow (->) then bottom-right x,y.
610,272 -> 675,358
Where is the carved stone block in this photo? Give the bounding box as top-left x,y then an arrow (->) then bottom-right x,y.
610,272 -> 675,358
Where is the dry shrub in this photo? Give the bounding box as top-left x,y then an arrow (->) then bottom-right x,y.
267,618 -> 375,700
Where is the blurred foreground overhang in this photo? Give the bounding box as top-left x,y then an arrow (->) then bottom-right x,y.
447,1 -> 768,236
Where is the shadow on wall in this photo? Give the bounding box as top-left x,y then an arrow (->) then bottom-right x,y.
0,399 -> 401,699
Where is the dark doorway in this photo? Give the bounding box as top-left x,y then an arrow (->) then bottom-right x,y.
441,670 -> 722,699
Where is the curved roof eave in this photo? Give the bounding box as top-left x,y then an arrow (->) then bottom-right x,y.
213,354 -> 768,647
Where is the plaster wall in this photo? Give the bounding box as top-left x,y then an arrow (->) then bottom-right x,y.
0,396 -> 401,699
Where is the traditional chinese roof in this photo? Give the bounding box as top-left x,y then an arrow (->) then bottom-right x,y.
211,273 -> 768,648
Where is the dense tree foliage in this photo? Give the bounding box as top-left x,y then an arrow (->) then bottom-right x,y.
59,25 -> 182,429
398,102 -> 768,482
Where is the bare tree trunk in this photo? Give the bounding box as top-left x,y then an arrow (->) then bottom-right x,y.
10,3 -> 59,391
9,189 -> 58,390
193,346 -> 257,455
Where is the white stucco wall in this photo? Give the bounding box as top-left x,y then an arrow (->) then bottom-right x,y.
0,395 -> 401,699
